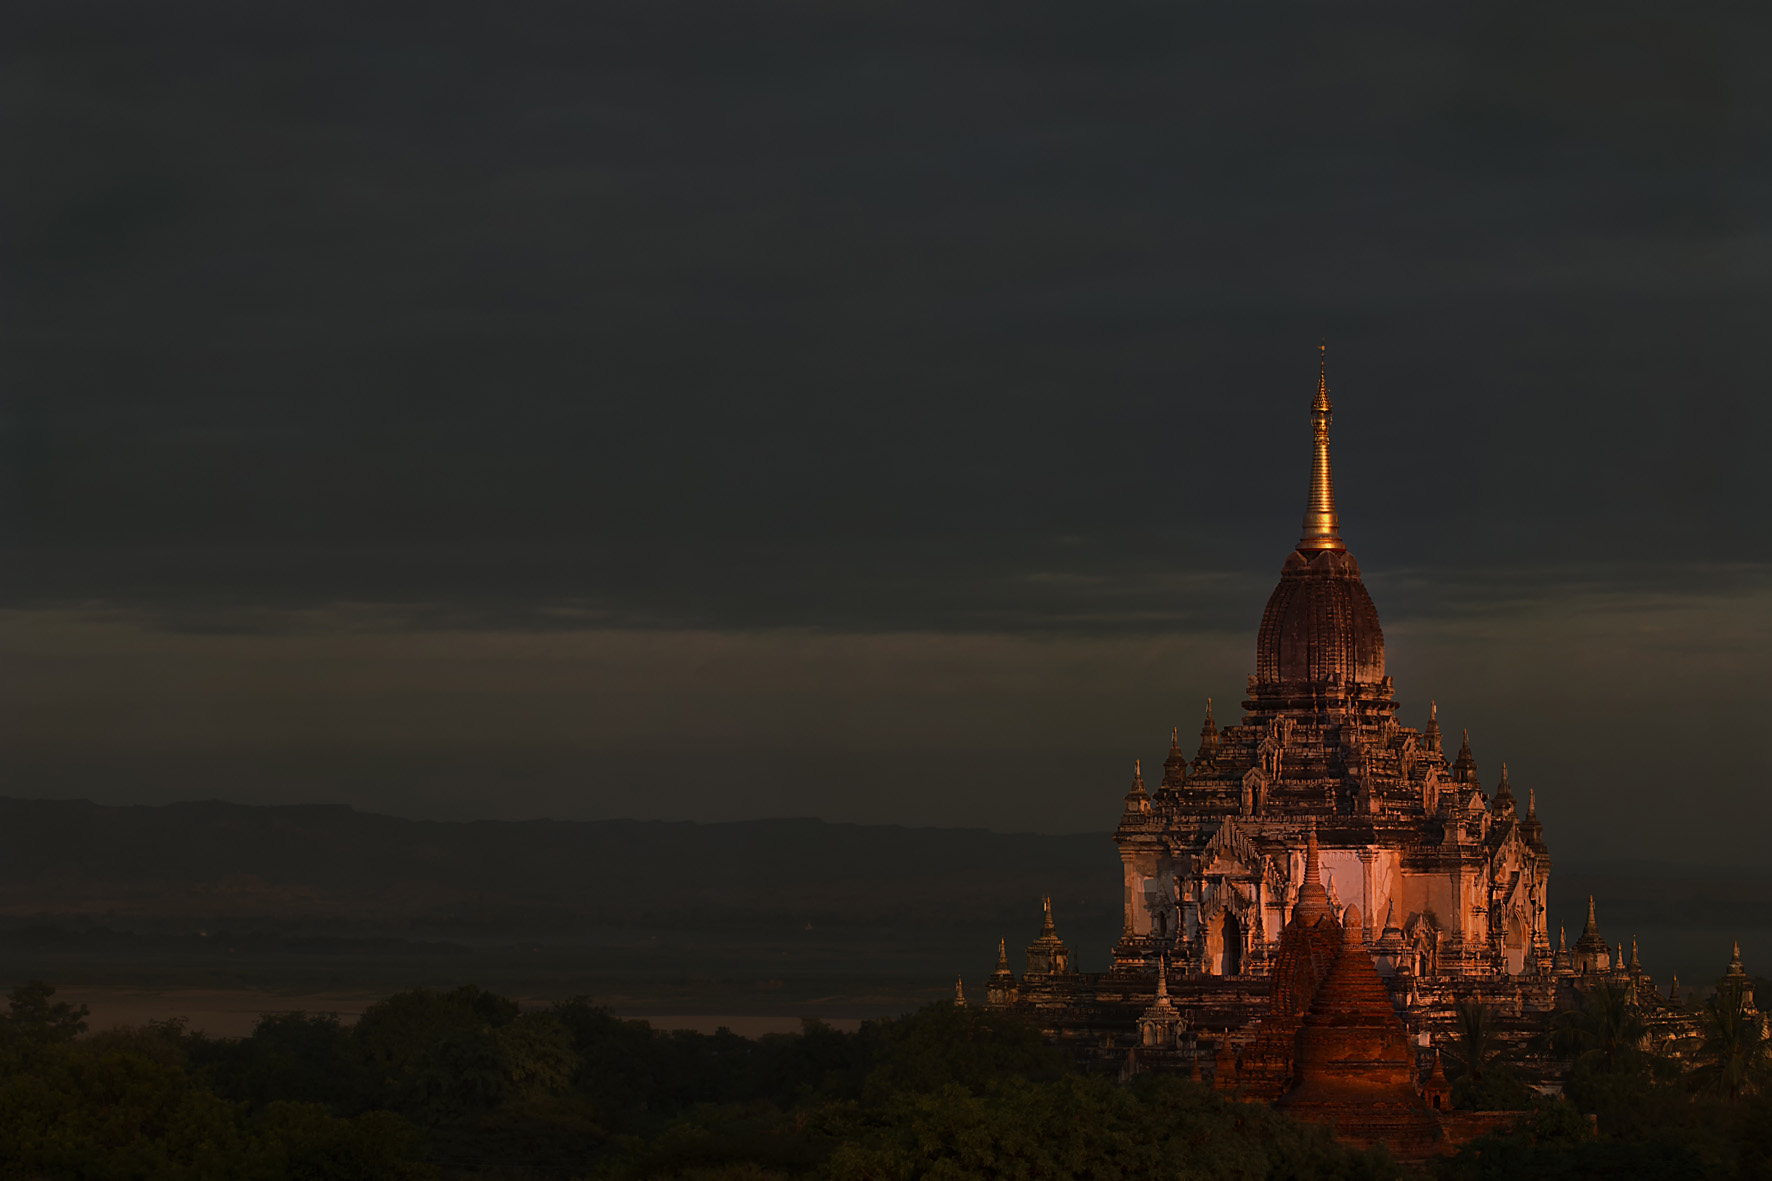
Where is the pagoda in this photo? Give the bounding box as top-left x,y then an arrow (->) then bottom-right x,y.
985,347 -> 1572,1079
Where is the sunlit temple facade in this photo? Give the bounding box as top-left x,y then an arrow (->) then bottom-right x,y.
981,349 -> 1713,1142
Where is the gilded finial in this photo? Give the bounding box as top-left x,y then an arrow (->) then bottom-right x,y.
1299,341 -> 1345,553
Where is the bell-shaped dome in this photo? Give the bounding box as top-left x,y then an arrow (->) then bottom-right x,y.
1251,347 -> 1386,695
1254,548 -> 1385,688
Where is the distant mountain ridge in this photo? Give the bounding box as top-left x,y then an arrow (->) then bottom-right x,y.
0,798 -> 1763,984
0,797 -> 1120,936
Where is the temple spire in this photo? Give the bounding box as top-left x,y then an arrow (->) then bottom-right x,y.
1124,759 -> 1151,815
1452,729 -> 1477,784
1195,699 -> 1220,769
1299,341 -> 1345,553
1292,821 -> 1333,924
1162,726 -> 1187,789
1492,762 -> 1515,813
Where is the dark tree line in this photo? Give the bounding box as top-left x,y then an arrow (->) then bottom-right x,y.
1,974 -> 1768,1180
1434,980 -> 1772,1181
0,980 -> 1392,1180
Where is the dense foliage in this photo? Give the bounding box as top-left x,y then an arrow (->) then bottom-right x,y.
0,981 -> 1391,1180
0,982 -> 429,1180
1433,984 -> 1772,1181
3,975 -> 1769,1180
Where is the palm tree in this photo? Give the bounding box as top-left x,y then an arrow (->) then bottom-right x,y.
1688,987 -> 1770,1103
1545,983 -> 1647,1071
1446,997 -> 1503,1082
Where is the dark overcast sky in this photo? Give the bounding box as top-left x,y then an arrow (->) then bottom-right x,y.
3,0 -> 1770,860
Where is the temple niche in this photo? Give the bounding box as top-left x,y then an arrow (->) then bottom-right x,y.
979,349 -> 1698,1153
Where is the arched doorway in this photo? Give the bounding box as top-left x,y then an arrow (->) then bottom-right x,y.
1206,910 -> 1243,976
1222,911 -> 1243,975
1504,913 -> 1528,975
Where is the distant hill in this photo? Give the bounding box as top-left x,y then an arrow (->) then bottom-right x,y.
0,798 -> 1120,937
0,798 -> 1761,990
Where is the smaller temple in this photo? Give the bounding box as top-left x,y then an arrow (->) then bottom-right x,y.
1572,896 -> 1611,974
1274,922 -> 1444,1158
1136,956 -> 1186,1050
986,939 -> 1017,1007
1227,824 -> 1342,1100
1719,940 -> 1757,1010
1025,897 -> 1072,976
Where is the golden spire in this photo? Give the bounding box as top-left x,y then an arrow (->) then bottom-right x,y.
1299,341 -> 1345,553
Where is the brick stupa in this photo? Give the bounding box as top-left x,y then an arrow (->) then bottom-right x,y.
1274,922 -> 1443,1157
